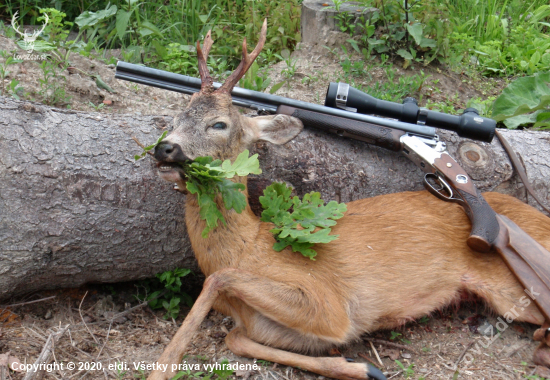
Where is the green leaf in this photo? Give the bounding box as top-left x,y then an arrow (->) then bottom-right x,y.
94,74 -> 116,93
530,51 -> 542,66
218,179 -> 247,213
269,81 -> 286,94
346,39 -> 361,54
75,4 -> 117,28
491,72 -> 550,128
397,49 -> 413,60
116,9 -> 131,41
405,23 -> 424,45
419,38 -> 436,48
139,21 -> 163,37
134,131 -> 168,161
152,40 -> 168,59
180,150 -> 262,236
218,150 -> 262,178
198,191 -> 226,238
260,182 -> 347,259
18,40 -> 54,52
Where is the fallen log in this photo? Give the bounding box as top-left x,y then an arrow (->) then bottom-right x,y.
1,96 -> 549,300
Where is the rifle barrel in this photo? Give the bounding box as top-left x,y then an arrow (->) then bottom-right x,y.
115,61 -> 436,138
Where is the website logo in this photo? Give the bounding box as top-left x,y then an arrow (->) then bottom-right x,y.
11,11 -> 49,53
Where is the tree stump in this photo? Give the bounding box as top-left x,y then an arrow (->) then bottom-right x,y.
301,0 -> 377,44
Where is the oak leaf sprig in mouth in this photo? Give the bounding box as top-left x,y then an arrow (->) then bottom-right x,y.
133,134 -> 346,256
181,150 -> 262,238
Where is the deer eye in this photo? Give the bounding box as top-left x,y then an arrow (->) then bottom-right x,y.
211,122 -> 227,130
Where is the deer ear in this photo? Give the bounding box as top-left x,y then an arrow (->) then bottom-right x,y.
247,114 -> 303,145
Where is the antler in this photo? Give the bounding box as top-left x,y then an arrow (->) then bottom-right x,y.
34,13 -> 49,37
11,12 -> 24,36
217,19 -> 267,94
196,30 -> 215,93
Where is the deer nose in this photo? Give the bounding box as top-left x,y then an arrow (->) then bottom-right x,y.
154,142 -> 189,162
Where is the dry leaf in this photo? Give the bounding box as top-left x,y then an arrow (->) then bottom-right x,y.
8,355 -> 23,372
379,347 -> 400,360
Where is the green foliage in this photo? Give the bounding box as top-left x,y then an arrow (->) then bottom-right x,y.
3,0 -> 301,75
239,61 -> 271,92
137,268 -> 193,320
448,3 -> 550,75
389,331 -> 402,340
212,359 -> 234,380
259,182 -> 347,260
332,0 -> 452,66
184,151 -> 262,237
134,131 -> 168,160
23,8 -> 84,65
37,60 -> 71,106
394,360 -> 415,378
466,96 -> 496,117
160,44 -> 199,77
491,72 -> 550,129
172,358 -> 233,380
0,50 -> 23,97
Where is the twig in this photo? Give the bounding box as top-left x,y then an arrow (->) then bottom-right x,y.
95,321 -> 113,360
358,352 -> 382,368
504,342 -> 531,358
369,340 -> 384,368
78,291 -> 99,344
453,341 -> 474,368
107,300 -> 149,322
363,337 -> 419,354
436,353 -> 456,371
388,370 -> 403,380
132,136 -> 154,155
23,324 -> 70,380
0,296 -> 56,308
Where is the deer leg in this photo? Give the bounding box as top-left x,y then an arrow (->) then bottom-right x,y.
149,267 -> 353,380
226,328 -> 385,380
147,269 -> 226,380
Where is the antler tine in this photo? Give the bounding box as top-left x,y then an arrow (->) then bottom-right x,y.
11,11 -> 21,32
197,30 -> 215,93
36,13 -> 49,35
217,18 -> 267,94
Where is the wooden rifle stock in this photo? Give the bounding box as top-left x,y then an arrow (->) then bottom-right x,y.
494,215 -> 550,322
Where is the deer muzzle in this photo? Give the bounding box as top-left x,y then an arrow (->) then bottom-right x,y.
154,142 -> 189,183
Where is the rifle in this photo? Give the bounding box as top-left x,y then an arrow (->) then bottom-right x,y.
115,61 -> 550,328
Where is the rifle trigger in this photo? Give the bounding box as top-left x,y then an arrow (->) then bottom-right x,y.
423,173 -> 456,202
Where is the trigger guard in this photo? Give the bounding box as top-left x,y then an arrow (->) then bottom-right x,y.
423,173 -> 453,201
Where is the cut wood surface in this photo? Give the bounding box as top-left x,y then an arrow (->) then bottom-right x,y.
1,96 -> 549,300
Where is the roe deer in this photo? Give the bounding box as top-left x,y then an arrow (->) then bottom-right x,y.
150,20 -> 550,380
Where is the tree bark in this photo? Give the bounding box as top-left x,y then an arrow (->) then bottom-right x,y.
1,96 -> 549,300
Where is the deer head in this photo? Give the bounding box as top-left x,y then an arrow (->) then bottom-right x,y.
154,20 -> 303,184
11,11 -> 49,51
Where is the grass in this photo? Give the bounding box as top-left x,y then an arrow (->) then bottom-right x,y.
0,0 -> 301,74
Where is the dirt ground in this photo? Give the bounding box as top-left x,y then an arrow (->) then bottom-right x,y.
1,29 -> 548,380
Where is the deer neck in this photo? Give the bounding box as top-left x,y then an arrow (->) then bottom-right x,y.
184,176 -> 260,276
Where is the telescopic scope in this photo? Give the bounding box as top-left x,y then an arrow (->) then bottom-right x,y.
325,82 -> 496,143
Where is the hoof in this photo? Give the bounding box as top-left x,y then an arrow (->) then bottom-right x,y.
534,327 -> 550,345
533,342 -> 550,367
366,364 -> 386,380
